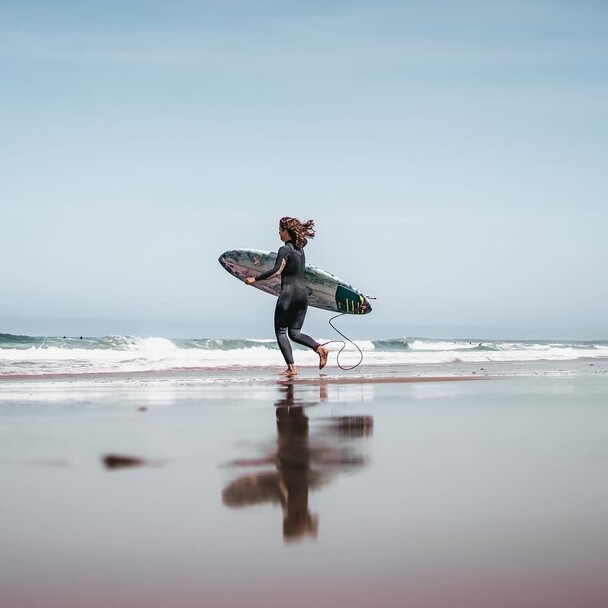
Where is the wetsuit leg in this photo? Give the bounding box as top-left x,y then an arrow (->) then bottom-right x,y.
288,301 -> 320,351
275,326 -> 294,365
275,285 -> 320,365
275,288 -> 295,365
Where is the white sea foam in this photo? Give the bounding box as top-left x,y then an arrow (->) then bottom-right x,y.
0,334 -> 607,378
408,340 -> 477,351
127,336 -> 178,351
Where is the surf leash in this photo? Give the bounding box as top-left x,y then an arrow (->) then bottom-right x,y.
320,313 -> 364,371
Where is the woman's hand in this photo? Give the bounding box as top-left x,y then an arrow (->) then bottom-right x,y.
245,277 -> 256,285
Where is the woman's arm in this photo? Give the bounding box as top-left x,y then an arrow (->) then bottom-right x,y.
248,246 -> 289,283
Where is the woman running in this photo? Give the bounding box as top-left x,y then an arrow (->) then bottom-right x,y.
245,217 -> 329,376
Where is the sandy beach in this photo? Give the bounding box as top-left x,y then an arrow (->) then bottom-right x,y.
2,365 -> 608,608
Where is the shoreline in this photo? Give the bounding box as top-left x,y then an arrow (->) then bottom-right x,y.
0,357 -> 606,384
287,374 -> 487,385
0,368 -> 487,384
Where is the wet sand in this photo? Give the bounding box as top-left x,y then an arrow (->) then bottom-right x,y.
292,374 -> 485,384
2,371 -> 608,607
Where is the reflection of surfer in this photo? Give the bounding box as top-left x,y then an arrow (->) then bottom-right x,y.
245,217 -> 329,376
222,383 -> 373,543
222,384 -> 318,541
276,403 -> 319,540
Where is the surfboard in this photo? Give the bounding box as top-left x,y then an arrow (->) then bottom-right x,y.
218,249 -> 372,315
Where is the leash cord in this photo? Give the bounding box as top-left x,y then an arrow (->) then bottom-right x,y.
319,313 -> 364,371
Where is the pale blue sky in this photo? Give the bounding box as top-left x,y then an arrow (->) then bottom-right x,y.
2,0 -> 607,339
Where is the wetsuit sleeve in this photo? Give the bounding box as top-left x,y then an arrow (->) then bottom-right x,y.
254,246 -> 289,282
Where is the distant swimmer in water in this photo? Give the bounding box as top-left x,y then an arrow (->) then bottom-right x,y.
245,217 -> 329,376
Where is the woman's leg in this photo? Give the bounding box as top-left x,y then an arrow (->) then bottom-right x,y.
288,300 -> 329,369
287,299 -> 319,350
275,291 -> 295,366
275,326 -> 294,365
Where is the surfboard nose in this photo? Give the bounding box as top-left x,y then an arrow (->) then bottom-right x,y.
218,250 -> 239,270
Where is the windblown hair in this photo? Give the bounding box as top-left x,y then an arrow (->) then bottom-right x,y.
279,216 -> 315,249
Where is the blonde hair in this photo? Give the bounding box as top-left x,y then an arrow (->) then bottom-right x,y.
279,217 -> 315,249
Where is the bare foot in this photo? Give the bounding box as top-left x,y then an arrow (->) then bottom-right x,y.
316,346 -> 329,370
279,365 -> 298,377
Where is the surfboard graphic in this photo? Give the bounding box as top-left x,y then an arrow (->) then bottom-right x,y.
218,249 -> 372,315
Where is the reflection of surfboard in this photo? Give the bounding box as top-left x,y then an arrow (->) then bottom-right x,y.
218,249 -> 372,315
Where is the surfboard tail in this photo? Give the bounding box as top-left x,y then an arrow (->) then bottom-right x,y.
335,286 -> 372,315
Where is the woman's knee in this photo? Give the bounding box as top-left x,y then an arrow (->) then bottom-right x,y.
287,327 -> 301,340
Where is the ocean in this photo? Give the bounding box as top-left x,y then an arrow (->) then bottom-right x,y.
1,332 -> 607,380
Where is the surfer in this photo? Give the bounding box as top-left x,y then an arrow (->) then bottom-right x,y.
245,217 -> 329,376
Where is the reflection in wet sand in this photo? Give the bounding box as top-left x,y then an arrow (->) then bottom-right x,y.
222,382 -> 373,542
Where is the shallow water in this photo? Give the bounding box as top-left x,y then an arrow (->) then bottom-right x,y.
1,375 -> 608,607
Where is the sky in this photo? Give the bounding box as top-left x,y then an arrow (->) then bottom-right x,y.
1,0 -> 607,339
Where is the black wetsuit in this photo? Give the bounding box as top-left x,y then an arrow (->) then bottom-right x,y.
254,241 -> 320,365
